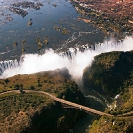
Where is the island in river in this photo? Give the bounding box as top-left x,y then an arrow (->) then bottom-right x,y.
1,0 -> 133,133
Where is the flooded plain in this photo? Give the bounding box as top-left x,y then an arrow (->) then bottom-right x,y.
0,0 -> 105,61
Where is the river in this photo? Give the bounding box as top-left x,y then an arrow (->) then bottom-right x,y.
0,0 -> 105,61
0,0 -> 110,132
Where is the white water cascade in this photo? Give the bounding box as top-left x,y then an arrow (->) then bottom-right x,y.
0,36 -> 133,79
0,59 -> 22,76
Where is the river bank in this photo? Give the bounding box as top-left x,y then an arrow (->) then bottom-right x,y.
70,0 -> 133,38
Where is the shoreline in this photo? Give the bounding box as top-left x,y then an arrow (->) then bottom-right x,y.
70,0 -> 133,37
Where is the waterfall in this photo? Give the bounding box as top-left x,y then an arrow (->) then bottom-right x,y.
0,59 -> 21,75
0,41 -> 120,76
0,45 -> 93,76
0,36 -> 132,78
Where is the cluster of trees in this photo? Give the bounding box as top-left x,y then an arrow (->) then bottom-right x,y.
86,51 -> 133,132
90,115 -> 131,132
71,0 -> 133,36
0,69 -> 85,133
0,93 -> 48,120
83,51 -> 133,96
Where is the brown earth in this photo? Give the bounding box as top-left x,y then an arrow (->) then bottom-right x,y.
72,0 -> 133,35
77,0 -> 133,20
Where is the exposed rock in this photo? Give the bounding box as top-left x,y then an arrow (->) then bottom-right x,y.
27,21 -> 32,26
0,69 -> 85,133
43,39 -> 48,44
52,4 -> 57,7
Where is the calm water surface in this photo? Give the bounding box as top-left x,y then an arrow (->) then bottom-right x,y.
0,0 -> 105,61
0,1 -> 109,132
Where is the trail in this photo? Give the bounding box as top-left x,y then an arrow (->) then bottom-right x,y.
1,90 -> 133,117
0,90 -> 113,116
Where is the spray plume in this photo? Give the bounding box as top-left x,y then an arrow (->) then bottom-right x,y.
1,36 -> 133,81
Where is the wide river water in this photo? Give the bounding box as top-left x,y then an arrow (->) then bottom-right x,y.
1,1 -> 133,132
0,0 -> 105,61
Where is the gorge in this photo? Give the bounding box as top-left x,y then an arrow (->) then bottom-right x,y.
1,36 -> 133,80
1,0 -> 133,132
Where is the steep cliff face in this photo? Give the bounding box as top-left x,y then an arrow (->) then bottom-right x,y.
83,50 -> 133,96
89,87 -> 133,133
20,102 -> 85,133
83,50 -> 133,132
0,68 -> 85,133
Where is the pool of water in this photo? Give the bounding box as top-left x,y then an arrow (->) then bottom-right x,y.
0,0 -> 105,61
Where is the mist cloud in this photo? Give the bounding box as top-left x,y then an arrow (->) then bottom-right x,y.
1,36 -> 133,81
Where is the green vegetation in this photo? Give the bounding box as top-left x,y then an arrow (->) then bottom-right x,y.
43,39 -> 48,44
2,71 -> 83,105
83,50 -> 133,132
36,38 -> 43,50
62,28 -> 69,34
22,40 -> 26,44
0,92 -> 49,133
0,69 -> 85,133
83,51 -> 133,96
106,88 -> 133,115
89,115 -> 133,133
54,26 -> 60,32
71,0 -> 133,37
54,26 -> 70,34
0,93 -> 49,120
0,69 -> 84,104
22,47 -> 25,53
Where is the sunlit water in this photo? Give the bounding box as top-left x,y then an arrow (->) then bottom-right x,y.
1,1 -> 133,132
0,0 -> 105,61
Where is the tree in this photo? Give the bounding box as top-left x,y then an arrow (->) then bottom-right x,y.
30,85 -> 35,90
4,79 -> 10,84
14,84 -> 20,90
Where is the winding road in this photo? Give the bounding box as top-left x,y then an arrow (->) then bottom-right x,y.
2,90 -> 133,117
0,90 -> 114,117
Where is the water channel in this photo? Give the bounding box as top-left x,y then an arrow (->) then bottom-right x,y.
0,0 -> 111,132
0,0 -> 105,61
